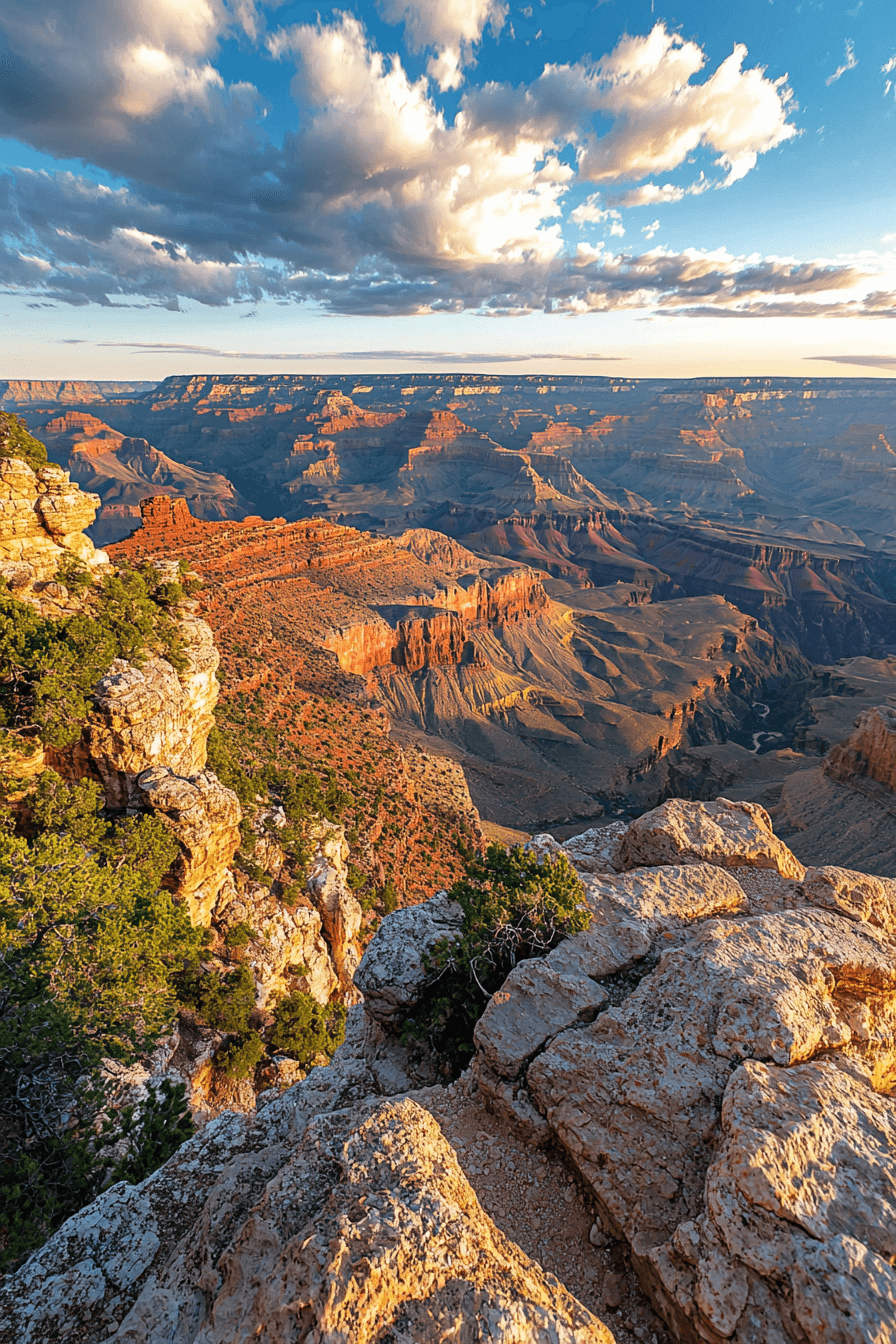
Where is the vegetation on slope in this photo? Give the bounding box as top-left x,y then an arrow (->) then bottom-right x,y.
412,843 -> 590,1073
0,410 -> 50,472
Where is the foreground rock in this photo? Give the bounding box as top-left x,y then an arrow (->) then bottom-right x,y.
471,801 -> 896,1343
618,797 -> 806,880
354,889 -> 464,1028
0,1051 -> 614,1344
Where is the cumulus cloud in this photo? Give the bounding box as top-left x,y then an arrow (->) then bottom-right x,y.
0,7 -> 859,319
377,0 -> 507,90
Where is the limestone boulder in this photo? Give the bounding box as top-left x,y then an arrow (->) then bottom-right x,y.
187,1099 -> 613,1344
474,959 -> 607,1082
354,889 -> 464,1028
580,863 -> 749,938
526,907 -> 896,1337
801,864 -> 896,937
618,797 -> 806,880
0,458 -> 107,601
137,767 -> 242,925
561,822 -> 627,874
646,1057 -> 896,1344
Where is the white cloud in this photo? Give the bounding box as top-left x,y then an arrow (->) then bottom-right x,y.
577,26 -> 796,185
827,39 -> 857,85
0,10 -> 810,316
377,0 -> 506,90
643,219 -> 660,239
883,55 -> 896,75
611,182 -> 685,207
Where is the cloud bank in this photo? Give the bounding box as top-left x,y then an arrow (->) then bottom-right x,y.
0,2 -> 883,318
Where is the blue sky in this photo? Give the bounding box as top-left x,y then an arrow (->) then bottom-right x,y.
1,0 -> 894,378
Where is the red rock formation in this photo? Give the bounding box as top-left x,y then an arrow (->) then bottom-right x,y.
825,702 -> 896,794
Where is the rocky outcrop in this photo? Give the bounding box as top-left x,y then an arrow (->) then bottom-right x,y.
305,821 -> 364,1003
212,876 -> 339,1009
460,801 -> 896,1343
80,615 -> 220,809
618,796 -> 806,879
800,864 -> 896,935
354,890 -> 464,1028
0,457 -> 108,607
825,701 -> 896,794
0,1036 -> 614,1344
136,767 -> 242,925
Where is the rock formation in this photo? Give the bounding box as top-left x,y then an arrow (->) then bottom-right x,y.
825,701 -> 896,795
0,456 -> 109,607
7,795 -> 896,1342
355,798 -> 896,1343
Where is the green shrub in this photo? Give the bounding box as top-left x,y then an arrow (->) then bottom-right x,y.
179,964 -> 255,1035
0,564 -> 192,750
0,412 -> 48,472
412,844 -> 590,1073
268,991 -> 346,1066
214,1032 -> 265,1080
224,920 -> 257,951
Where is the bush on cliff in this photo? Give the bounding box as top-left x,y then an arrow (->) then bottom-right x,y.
268,990 -> 346,1066
412,843 -> 590,1073
0,565 -> 190,749
0,411 -> 48,472
0,778 -> 203,1269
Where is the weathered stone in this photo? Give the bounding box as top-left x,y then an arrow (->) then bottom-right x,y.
474,958 -> 607,1081
306,820 -> 363,1004
84,620 -> 219,810
801,864 -> 896,936
137,767 -> 242,925
581,863 -> 749,937
618,797 -> 806,880
186,1099 -> 613,1344
212,876 -> 338,1009
0,457 -> 108,606
354,889 -> 464,1027
543,919 -> 651,982
527,909 -> 896,1264
645,1057 -> 896,1344
561,823 -> 627,874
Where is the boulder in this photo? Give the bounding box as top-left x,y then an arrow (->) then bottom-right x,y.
526,907 -> 896,1338
474,959 -> 607,1081
801,864 -> 896,937
561,822 -> 627,874
646,1057 -> 896,1344
580,863 -> 749,938
618,797 -> 806,880
84,622 -> 220,811
353,889 -> 464,1028
186,1099 -> 614,1344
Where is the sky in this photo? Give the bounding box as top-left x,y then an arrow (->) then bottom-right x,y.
1,0 -> 895,379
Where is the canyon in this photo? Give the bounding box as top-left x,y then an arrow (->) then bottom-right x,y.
6,373 -> 896,852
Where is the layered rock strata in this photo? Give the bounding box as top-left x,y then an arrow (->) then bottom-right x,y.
0,456 -> 109,609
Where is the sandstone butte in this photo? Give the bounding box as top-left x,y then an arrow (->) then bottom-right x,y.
4,793 -> 896,1344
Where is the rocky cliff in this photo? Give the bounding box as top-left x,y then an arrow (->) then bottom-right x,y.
6,797 -> 895,1344
825,701 -> 896,795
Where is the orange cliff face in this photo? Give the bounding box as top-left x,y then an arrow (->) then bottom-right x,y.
109,497 -> 485,902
